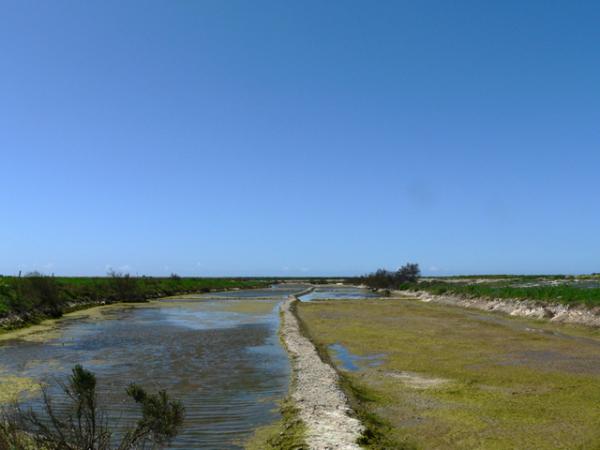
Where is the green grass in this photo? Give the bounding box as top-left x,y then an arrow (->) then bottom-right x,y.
404,280 -> 600,307
298,298 -> 600,449
427,274 -> 571,280
245,399 -> 306,450
293,301 -> 410,449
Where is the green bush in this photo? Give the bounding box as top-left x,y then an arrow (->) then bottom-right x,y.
0,365 -> 185,449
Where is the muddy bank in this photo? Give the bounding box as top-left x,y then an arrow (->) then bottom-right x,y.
280,292 -> 363,449
396,290 -> 600,327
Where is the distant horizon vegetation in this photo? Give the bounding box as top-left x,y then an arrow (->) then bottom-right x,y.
1,267 -> 599,334
1,271 -> 599,279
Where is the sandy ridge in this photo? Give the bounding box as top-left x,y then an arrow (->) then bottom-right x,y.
396,290 -> 600,327
280,292 -> 364,450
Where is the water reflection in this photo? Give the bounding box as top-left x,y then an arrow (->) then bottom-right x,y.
0,286 -> 308,449
328,343 -> 386,371
299,286 -> 378,302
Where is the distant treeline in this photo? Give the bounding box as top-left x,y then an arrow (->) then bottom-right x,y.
355,263 -> 421,289
0,273 -> 272,327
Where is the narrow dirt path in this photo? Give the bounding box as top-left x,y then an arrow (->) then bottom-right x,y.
280,294 -> 363,450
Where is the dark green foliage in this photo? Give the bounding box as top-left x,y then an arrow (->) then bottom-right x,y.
124,385 -> 185,447
21,273 -> 63,317
0,413 -> 35,450
360,263 -> 421,289
2,273 -> 65,319
0,280 -> 16,316
0,365 -> 184,450
107,271 -> 141,302
0,276 -> 273,328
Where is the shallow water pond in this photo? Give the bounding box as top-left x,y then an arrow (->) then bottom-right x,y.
328,343 -> 386,371
0,286 -> 308,449
299,286 -> 378,302
197,283 -> 311,299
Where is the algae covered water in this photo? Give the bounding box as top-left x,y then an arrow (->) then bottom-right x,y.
0,284 -> 309,449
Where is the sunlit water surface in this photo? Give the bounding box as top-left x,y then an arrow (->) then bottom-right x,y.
299,285 -> 378,302
0,284 -> 310,449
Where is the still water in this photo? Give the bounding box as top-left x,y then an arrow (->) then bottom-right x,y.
328,343 -> 386,372
299,285 -> 378,302
0,284 -> 309,449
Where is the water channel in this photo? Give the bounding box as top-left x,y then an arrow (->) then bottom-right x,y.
0,283 -> 376,448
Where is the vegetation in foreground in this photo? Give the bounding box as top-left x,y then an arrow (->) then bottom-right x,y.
0,273 -> 273,330
298,298 -> 600,449
0,365 -> 184,450
245,398 -> 306,450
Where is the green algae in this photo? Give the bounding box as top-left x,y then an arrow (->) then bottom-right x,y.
245,399 -> 306,450
298,298 -> 600,449
0,302 -> 138,343
0,374 -> 40,404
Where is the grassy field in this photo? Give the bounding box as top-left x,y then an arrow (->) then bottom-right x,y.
297,298 -> 600,449
402,278 -> 600,307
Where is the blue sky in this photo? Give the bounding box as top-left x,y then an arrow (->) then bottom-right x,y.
1,1 -> 599,276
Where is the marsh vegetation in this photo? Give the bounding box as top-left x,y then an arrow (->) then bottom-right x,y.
298,297 -> 600,449
408,277 -> 600,307
352,268 -> 600,307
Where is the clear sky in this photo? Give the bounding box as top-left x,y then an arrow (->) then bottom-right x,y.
1,1 -> 599,277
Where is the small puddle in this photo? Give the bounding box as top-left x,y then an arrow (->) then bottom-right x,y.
329,343 -> 385,371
